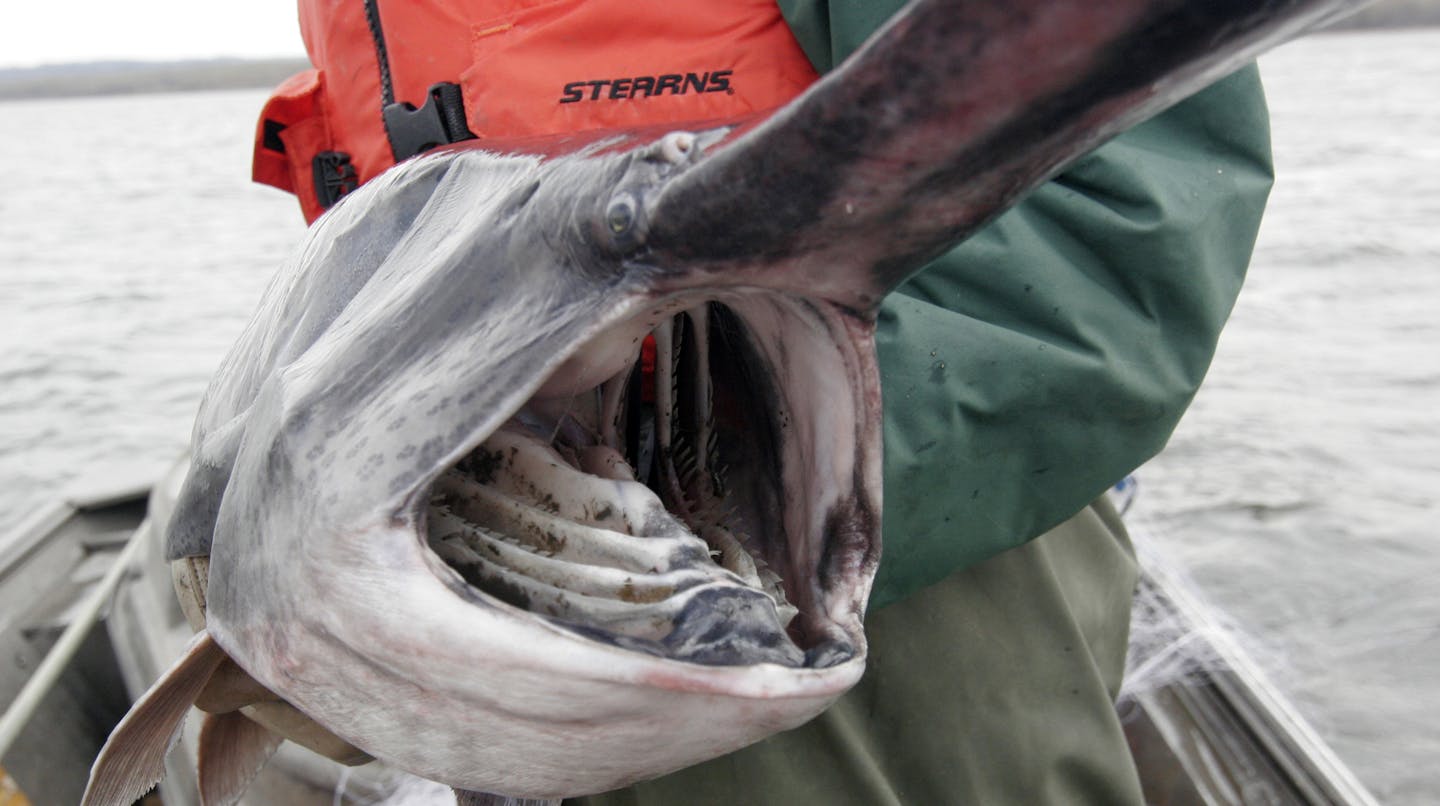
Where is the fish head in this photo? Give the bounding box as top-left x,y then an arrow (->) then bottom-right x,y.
163,116 -> 883,798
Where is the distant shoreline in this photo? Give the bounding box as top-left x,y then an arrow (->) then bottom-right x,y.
0,58 -> 309,102
1329,0 -> 1440,31
1,11 -> 1437,103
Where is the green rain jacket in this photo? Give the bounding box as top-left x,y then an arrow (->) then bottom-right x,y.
774,1 -> 1275,610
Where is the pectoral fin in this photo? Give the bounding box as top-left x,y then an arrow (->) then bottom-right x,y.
83,631 -> 227,806
198,710 -> 284,806
195,656 -> 282,714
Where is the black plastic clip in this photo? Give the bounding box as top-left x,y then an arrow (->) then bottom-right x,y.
312,151 -> 359,210
383,82 -> 478,162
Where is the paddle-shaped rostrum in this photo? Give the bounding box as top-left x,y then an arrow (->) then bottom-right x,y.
85,0 -> 1372,802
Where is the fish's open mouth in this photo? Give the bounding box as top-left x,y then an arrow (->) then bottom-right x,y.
421,294 -> 877,670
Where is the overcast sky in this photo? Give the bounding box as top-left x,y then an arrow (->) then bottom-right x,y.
3,2 -> 306,68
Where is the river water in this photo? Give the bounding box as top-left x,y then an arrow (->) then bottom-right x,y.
1,29 -> 1436,804
1127,29 -> 1440,805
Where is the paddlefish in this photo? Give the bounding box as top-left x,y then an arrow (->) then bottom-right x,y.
84,0 -> 1370,803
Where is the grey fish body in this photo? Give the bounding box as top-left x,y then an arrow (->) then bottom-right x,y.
170,136 -> 880,795
85,0 -> 1374,802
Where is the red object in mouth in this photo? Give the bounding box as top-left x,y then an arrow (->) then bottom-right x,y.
640,333 -> 657,404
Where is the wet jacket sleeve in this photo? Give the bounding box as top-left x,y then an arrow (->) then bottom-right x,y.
777,1 -> 1275,609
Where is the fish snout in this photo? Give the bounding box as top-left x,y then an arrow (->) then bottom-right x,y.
652,131 -> 697,167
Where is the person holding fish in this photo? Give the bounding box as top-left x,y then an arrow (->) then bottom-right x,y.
249,2 -> 1271,804
83,1 -> 1284,805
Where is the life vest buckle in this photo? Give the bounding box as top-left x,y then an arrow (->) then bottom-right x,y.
383,82 -> 477,162
312,151 -> 359,210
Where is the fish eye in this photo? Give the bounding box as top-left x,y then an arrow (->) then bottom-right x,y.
606,194 -> 638,236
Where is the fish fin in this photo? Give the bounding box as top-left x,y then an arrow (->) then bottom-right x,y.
195,655 -> 282,713
82,630 -> 228,806
198,710 -> 284,806
453,790 -> 561,806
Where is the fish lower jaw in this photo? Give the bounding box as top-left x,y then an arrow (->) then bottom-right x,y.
216,531 -> 864,799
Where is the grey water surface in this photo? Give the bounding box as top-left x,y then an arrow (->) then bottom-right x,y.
1132,30 -> 1440,805
0,89 -> 303,509
1,29 -> 1436,804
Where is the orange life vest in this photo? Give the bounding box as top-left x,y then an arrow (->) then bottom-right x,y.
252,0 -> 820,222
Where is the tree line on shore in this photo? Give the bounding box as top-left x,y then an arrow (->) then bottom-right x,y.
1330,0 -> 1440,29
2,1 -> 1437,103
0,58 -> 308,101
